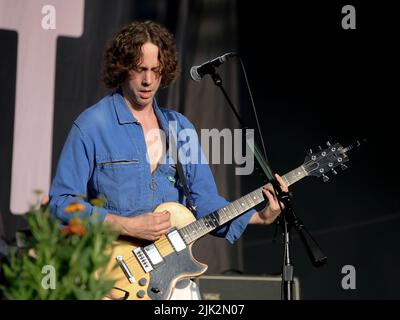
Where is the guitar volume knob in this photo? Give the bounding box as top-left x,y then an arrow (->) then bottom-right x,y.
138,278 -> 147,286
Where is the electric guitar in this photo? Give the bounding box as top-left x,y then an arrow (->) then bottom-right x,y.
104,141 -> 359,300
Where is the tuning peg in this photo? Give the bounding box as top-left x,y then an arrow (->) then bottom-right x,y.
331,169 -> 337,175
341,164 -> 348,171
308,148 -> 313,155
318,145 -> 322,151
326,141 -> 331,147
322,174 -> 329,182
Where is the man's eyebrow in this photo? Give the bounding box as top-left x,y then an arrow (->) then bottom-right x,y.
135,66 -> 160,71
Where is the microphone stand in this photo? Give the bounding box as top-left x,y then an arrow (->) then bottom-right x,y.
206,66 -> 327,300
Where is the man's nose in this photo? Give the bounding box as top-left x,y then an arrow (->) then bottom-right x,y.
142,70 -> 153,85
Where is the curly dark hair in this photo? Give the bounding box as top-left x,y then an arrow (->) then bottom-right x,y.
102,20 -> 179,88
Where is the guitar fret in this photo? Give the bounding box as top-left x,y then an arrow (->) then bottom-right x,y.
185,223 -> 192,238
235,198 -> 247,213
199,220 -> 207,238
236,198 -> 248,212
200,219 -> 209,237
204,215 -> 213,229
250,190 -> 261,205
217,207 -> 228,225
244,193 -> 256,208
242,194 -> 254,211
195,220 -> 202,237
256,188 -> 265,203
201,216 -> 209,231
192,221 -> 201,238
187,226 -> 194,242
197,219 -> 206,236
232,200 -> 244,216
210,212 -> 220,228
187,223 -> 196,238
223,206 -> 233,220
283,166 -> 306,187
209,214 -> 217,229
181,228 -> 192,243
228,202 -> 239,217
185,229 -> 193,244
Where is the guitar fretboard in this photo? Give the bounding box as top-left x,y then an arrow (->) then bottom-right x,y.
179,165 -> 307,244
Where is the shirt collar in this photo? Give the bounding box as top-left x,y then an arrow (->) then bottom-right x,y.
113,89 -> 137,124
112,89 -> 169,138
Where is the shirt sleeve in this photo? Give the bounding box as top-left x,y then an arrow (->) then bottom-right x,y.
178,116 -> 255,244
49,123 -> 108,224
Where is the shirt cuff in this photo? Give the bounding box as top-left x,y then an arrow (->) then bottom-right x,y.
225,208 -> 256,244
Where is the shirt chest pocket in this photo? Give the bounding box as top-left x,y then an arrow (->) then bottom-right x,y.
96,155 -> 143,212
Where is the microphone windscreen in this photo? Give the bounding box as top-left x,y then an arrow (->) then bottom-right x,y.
190,66 -> 202,81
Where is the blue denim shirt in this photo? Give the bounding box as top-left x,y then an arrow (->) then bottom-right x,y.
49,91 -> 255,244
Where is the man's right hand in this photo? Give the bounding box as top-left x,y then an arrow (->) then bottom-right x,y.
104,211 -> 171,241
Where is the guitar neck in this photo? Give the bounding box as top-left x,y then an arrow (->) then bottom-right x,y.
180,165 -> 308,244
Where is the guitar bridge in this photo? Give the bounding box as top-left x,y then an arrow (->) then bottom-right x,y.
133,247 -> 154,273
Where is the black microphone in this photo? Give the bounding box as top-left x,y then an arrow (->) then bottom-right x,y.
190,52 -> 237,81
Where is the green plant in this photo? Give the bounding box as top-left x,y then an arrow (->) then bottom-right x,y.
0,199 -> 118,299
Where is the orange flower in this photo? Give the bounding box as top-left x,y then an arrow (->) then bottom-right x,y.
64,202 -> 86,213
69,218 -> 87,236
60,218 -> 87,236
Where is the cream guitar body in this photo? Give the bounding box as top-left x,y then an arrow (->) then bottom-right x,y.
105,202 -> 207,300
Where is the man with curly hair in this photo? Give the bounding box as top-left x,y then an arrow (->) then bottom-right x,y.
49,20 -> 287,299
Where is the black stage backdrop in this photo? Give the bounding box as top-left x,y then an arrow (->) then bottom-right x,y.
1,0 -> 399,299
238,1 -> 399,299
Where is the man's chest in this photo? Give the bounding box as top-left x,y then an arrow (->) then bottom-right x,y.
140,120 -> 166,173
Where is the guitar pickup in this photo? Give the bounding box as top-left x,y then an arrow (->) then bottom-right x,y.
167,229 -> 186,252
116,255 -> 136,283
144,244 -> 164,266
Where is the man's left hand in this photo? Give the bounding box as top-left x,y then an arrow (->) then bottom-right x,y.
250,174 -> 289,225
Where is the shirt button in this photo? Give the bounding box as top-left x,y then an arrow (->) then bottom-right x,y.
150,179 -> 158,191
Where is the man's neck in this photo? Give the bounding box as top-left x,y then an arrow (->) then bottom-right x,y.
123,96 -> 155,123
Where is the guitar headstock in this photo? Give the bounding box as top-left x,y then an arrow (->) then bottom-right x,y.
303,140 -> 362,182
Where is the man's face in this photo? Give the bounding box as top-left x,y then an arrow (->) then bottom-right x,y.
124,42 -> 162,109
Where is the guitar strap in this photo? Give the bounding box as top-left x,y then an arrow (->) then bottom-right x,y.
165,113 -> 197,215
